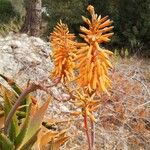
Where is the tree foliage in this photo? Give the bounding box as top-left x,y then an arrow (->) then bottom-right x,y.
89,0 -> 150,56
0,0 -> 20,23
43,0 -> 88,33
117,0 -> 150,55
0,0 -> 149,56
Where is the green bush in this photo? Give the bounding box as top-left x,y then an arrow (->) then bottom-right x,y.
0,0 -> 20,23
42,0 -> 88,36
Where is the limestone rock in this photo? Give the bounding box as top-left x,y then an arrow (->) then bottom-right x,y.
0,33 -> 53,85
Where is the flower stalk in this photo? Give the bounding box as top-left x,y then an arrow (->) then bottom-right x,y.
84,110 -> 92,150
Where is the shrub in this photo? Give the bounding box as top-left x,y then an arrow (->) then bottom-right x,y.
50,5 -> 114,149
0,0 -> 20,23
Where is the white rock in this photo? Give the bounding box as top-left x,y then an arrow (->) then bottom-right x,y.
0,33 -> 52,84
9,40 -> 22,48
60,103 -> 70,113
0,33 -> 66,112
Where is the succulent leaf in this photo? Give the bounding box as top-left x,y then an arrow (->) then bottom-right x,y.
18,99 -> 50,148
0,133 -> 14,150
14,104 -> 31,148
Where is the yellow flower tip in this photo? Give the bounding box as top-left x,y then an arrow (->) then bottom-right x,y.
59,19 -> 62,24
71,111 -> 81,116
87,5 -> 94,14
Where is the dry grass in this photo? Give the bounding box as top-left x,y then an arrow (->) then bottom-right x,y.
94,57 -> 150,150
55,57 -> 150,150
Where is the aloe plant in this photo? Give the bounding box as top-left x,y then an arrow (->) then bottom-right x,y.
50,5 -> 114,150
0,75 -> 69,150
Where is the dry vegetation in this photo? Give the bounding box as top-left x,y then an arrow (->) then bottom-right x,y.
54,58 -> 150,150
94,58 -> 150,150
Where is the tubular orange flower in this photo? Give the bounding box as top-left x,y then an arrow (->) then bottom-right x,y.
50,20 -> 77,83
71,90 -> 101,122
77,5 -> 114,94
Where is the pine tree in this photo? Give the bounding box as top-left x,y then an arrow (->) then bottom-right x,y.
21,0 -> 42,36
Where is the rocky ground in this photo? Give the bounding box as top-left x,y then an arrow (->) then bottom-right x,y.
0,33 -> 65,102
0,32 -> 52,83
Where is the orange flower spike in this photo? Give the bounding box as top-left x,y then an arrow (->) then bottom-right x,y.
50,20 -> 77,83
72,90 -> 101,122
77,5 -> 114,94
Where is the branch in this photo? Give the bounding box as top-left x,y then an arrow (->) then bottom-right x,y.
132,77 -> 150,97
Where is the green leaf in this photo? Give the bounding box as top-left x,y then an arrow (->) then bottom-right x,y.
14,104 -> 31,148
0,75 -> 31,112
3,90 -> 19,142
19,129 -> 40,150
9,81 -> 22,96
0,133 -> 14,150
18,99 -> 50,149
0,74 -> 22,95
0,102 -> 3,110
0,83 -> 17,104
16,111 -> 26,118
